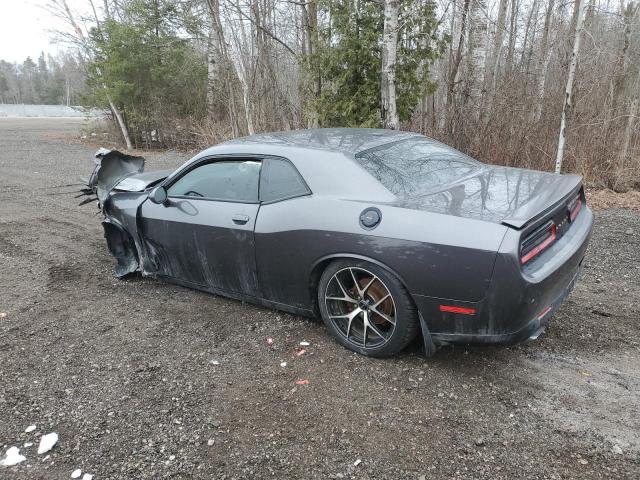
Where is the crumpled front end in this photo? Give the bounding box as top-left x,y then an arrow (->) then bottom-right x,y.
78,148 -> 148,278
78,148 -> 145,207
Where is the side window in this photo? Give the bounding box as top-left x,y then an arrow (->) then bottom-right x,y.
260,157 -> 310,203
168,160 -> 261,202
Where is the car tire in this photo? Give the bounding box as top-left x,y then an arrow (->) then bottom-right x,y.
318,259 -> 419,357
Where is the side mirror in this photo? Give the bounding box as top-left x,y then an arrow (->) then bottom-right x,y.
149,186 -> 168,205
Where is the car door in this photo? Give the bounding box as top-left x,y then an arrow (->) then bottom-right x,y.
254,156 -> 313,308
139,157 -> 261,296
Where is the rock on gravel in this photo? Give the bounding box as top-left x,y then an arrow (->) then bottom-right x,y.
0,447 -> 26,467
37,433 -> 58,455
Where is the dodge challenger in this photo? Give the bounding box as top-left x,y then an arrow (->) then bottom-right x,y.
80,128 -> 593,357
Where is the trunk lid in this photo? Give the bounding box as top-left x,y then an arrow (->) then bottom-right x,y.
396,165 -> 583,229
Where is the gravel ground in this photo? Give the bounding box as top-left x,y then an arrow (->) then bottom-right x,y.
1,118 -> 639,479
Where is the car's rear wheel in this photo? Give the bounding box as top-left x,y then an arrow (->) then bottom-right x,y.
318,260 -> 419,357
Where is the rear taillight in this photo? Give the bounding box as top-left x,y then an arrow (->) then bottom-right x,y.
520,221 -> 557,265
569,195 -> 582,221
439,305 -> 476,315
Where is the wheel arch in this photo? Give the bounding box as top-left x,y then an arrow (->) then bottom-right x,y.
102,218 -> 140,278
308,253 -> 413,315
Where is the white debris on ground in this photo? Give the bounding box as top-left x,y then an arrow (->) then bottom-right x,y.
24,425 -> 36,433
23,443 -> 33,447
82,474 -> 94,480
299,341 -> 310,346
37,432 -> 58,455
71,468 -> 82,478
0,446 -> 26,467
353,458 -> 362,467
209,360 -> 220,365
280,362 -> 287,367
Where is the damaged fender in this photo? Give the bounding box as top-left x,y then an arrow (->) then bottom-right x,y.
79,148 -> 146,207
102,218 -> 139,277
78,148 -> 151,277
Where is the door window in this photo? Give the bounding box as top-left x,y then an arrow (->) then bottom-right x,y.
260,157 -> 310,203
168,160 -> 261,202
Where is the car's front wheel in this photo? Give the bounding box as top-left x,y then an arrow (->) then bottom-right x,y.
318,260 -> 419,357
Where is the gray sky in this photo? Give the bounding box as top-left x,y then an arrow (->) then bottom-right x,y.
0,0 -> 89,63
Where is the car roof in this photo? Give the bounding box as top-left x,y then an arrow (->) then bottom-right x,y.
222,128 -> 422,155
189,128 -> 423,202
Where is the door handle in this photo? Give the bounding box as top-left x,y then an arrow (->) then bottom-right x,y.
232,214 -> 250,225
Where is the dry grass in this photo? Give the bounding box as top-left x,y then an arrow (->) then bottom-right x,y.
586,189 -> 640,211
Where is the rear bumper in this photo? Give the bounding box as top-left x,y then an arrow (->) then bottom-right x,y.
413,206 -> 594,345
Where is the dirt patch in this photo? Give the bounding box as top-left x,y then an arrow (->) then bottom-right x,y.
0,118 -> 639,479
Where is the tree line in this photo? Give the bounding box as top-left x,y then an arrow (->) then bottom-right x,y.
31,0 -> 640,189
0,53 -> 86,106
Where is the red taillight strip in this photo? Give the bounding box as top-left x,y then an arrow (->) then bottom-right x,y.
521,224 -> 557,265
570,197 -> 582,221
439,305 -> 476,315
536,305 -> 553,320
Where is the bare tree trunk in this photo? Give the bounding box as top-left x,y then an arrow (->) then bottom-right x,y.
229,1 -> 255,135
206,27 -> 218,117
466,0 -> 488,130
505,0 -> 518,77
521,0 -> 541,77
307,0 -> 320,127
532,0 -> 555,122
446,0 -> 472,135
381,0 -> 400,130
554,0 -> 587,173
108,95 -> 133,151
485,0 -> 509,98
206,0 -> 246,136
619,96 -> 638,168
611,1 -> 638,114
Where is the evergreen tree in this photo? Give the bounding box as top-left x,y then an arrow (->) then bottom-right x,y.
86,0 -> 207,146
313,0 -> 446,127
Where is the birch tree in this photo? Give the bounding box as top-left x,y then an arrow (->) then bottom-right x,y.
381,0 -> 400,130
485,0 -> 509,102
532,0 -> 556,122
554,0 -> 588,173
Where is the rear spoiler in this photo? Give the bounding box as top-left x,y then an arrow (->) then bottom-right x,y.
501,174 -> 583,230
77,148 -> 145,207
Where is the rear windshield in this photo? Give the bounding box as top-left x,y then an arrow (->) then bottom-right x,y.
355,137 -> 482,197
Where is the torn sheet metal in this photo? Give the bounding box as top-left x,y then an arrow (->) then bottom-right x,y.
79,148 -> 145,207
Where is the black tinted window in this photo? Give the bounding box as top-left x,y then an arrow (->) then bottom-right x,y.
168,160 -> 260,202
260,157 -> 310,202
355,137 -> 481,196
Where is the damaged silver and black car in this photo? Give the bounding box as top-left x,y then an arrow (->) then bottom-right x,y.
80,129 -> 594,357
